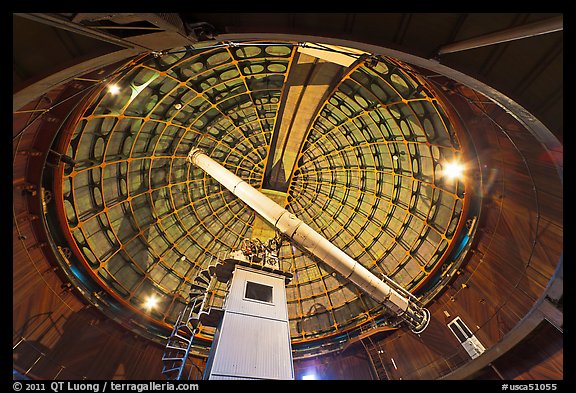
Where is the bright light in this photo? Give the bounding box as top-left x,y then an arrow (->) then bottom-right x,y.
442,161 -> 465,179
107,84 -> 120,95
302,373 -> 317,380
144,294 -> 159,310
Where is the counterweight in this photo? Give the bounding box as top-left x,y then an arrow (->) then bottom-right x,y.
187,148 -> 430,333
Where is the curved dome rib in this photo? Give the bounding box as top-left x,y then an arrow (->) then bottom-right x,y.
53,42 -> 468,351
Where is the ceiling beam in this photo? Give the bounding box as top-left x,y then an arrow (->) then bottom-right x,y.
15,13 -> 143,50
437,15 -> 563,56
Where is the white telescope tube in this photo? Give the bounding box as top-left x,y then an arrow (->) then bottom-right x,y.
187,148 -> 430,333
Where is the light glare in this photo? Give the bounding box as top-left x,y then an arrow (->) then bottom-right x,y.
144,294 -> 158,310
443,161 -> 464,179
108,84 -> 120,95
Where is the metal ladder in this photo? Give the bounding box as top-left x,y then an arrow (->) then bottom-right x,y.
161,264 -> 214,380
361,335 -> 391,380
161,298 -> 202,380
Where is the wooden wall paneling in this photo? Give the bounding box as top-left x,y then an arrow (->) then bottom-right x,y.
500,287 -> 538,326
492,321 -> 563,380
13,193 -> 29,221
118,339 -> 166,380
502,176 -> 539,218
468,271 -> 514,337
13,112 -> 45,152
475,211 -> 503,255
116,336 -> 147,380
13,340 -> 46,377
431,296 -> 458,325
530,166 -> 563,211
402,309 -> 465,378
13,287 -> 77,346
496,301 -> 525,336
56,366 -> 87,380
532,186 -> 563,233
326,352 -> 373,380
412,309 -> 462,357
448,284 -> 498,347
13,302 -> 73,351
427,300 -> 452,323
492,211 -> 536,269
432,295 -> 461,324
451,298 -> 484,333
476,309 -> 504,347
416,359 -> 447,380
476,252 -> 522,296
80,321 -> 130,379
12,239 -> 174,380
501,112 -> 559,155
521,264 -> 553,299
523,241 -> 562,322
33,308 -> 165,380
449,265 -> 471,289
27,355 -> 64,379
471,255 -> 513,303
486,232 -> 527,275
533,194 -> 563,244
459,246 -> 481,274
43,309 -> 108,373
526,149 -> 563,183
377,338 -> 400,380
13,259 -> 84,345
430,356 -> 453,379
124,340 -> 165,380
529,217 -> 563,276
500,163 -> 536,198
474,278 -> 520,339
86,331 -> 162,379
13,247 -> 46,304
15,258 -> 77,314
111,333 -> 152,379
377,335 -> 404,380
443,346 -> 471,376
12,159 -> 29,184
513,276 -> 547,310
399,335 -> 470,379
294,348 -> 373,380
381,329 -> 440,379
441,264 -> 504,345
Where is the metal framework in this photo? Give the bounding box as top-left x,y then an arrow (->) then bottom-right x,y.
187,147 -> 430,333
53,41 -> 467,352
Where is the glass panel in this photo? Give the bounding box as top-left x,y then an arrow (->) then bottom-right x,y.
245,281 -> 273,303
